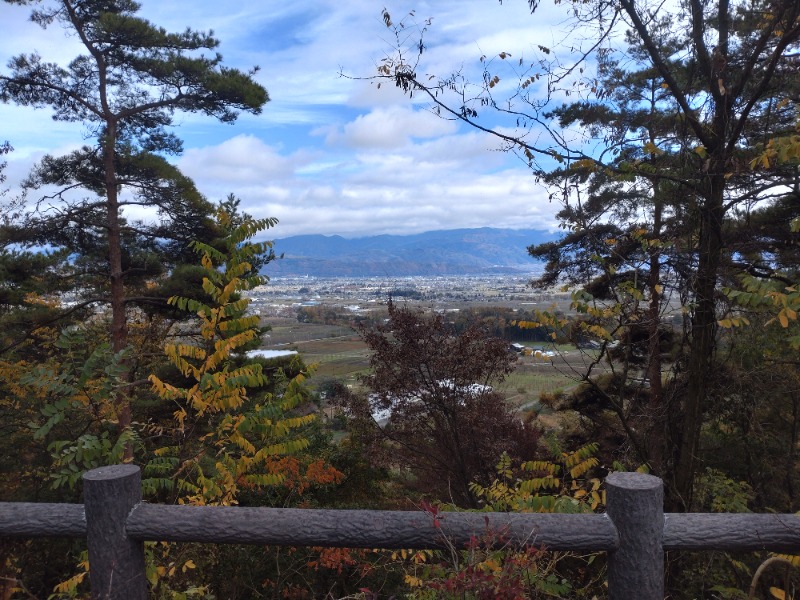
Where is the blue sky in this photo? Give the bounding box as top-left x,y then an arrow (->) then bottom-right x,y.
0,0 -> 572,239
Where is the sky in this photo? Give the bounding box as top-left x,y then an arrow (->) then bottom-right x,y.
0,0 -> 576,239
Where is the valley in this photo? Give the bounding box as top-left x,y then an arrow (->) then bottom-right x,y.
247,275 -> 591,419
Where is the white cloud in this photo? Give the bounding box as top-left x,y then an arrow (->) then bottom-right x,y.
1,0 -> 571,240
177,135 -> 316,183
172,131 -> 558,240
0,6 -> 85,66
321,105 -> 458,149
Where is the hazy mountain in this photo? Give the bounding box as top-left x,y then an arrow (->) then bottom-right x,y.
266,228 -> 558,277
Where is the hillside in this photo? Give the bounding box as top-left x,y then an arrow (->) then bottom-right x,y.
266,227 -> 557,277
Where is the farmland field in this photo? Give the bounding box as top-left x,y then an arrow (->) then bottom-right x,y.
260,317 -> 591,409
250,280 -> 598,411
262,318 -> 369,386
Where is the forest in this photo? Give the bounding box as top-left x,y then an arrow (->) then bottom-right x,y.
0,0 -> 799,598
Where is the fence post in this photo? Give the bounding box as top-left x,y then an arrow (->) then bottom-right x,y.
605,471 -> 664,600
83,464 -> 147,600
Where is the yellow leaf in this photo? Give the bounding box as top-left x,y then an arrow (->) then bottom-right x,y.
769,587 -> 787,600
413,550 -> 430,563
482,558 -> 502,573
643,141 -> 663,155
53,572 -> 87,594
776,553 -> 800,567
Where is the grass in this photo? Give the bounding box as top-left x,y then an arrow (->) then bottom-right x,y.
297,337 -> 370,384
497,368 -> 575,408
296,335 -> 577,406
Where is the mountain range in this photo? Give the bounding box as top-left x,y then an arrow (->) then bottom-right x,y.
265,228 -> 558,277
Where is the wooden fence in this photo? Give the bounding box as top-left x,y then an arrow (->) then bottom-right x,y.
1,465 -> 799,599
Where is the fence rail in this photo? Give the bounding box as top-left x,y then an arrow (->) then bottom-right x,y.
1,465 -> 799,599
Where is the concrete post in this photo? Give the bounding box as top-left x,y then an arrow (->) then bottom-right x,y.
606,472 -> 664,599
83,464 -> 147,600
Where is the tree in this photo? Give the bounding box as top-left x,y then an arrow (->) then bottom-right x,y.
147,210 -> 322,506
522,32 -> 709,487
723,196 -> 800,347
338,301 -> 539,507
711,204 -> 800,512
368,1 -> 800,510
0,141 -> 10,190
0,0 -> 268,441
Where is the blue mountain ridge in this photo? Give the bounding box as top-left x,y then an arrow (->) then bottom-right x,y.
265,227 -> 558,277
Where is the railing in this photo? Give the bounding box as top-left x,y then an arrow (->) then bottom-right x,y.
1,465 -> 799,599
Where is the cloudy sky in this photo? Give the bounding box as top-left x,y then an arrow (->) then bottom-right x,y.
0,0 -> 575,239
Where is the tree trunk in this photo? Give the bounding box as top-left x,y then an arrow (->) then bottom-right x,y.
645,193 -> 666,475
103,121 -> 132,447
666,0 -> 733,510
670,175 -> 725,511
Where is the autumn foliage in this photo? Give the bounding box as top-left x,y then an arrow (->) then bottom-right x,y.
337,300 -> 540,507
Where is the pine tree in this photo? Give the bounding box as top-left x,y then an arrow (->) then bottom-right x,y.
370,0 -> 800,510
0,0 -> 269,438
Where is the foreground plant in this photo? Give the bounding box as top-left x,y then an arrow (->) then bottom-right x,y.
147,210 -> 330,506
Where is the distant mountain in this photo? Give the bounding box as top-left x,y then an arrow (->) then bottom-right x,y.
265,228 -> 558,277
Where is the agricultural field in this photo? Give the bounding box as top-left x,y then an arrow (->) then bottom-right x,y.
259,315 -> 594,414
249,279 -> 609,419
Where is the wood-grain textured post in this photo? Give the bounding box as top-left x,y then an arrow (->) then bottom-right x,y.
606,472 -> 664,600
0,503 -> 85,537
127,505 -> 619,551
83,464 -> 146,600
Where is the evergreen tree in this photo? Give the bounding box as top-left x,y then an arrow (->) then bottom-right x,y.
0,0 -> 269,437
371,0 -> 800,511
